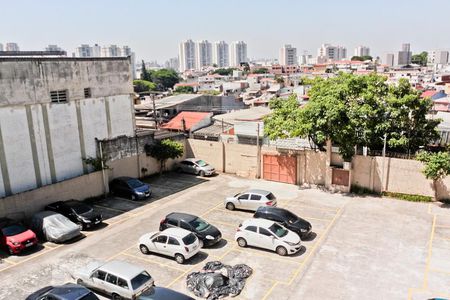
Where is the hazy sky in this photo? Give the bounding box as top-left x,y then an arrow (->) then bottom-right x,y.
1,0 -> 450,63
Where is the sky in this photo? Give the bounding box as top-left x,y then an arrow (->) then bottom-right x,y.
1,0 -> 450,63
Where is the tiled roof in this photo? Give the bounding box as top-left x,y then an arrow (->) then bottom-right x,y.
161,111 -> 210,131
421,90 -> 437,98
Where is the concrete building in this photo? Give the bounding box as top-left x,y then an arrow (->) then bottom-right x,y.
165,57 -> 179,70
354,45 -> 370,57
0,43 -> 4,51
213,41 -> 229,68
279,44 -> 298,66
428,50 -> 449,65
101,45 -> 121,57
317,44 -> 347,61
0,57 -> 135,198
75,44 -> 93,57
398,43 -> 412,65
230,41 -> 248,67
179,39 -> 196,72
385,53 -> 395,67
5,43 -> 19,52
45,45 -> 63,52
195,40 -> 213,69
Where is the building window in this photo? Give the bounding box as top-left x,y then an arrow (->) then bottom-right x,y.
50,90 -> 68,103
84,88 -> 92,98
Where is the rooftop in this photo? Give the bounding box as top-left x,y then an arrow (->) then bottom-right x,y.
213,107 -> 271,124
135,94 -> 200,110
161,111 -> 211,131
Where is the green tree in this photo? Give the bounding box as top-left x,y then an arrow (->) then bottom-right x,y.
417,151 -> 450,200
140,60 -> 152,81
351,55 -> 373,61
411,51 -> 428,66
212,68 -> 236,76
252,67 -> 269,74
145,139 -> 184,174
174,86 -> 195,94
150,69 -> 180,90
133,80 -> 156,93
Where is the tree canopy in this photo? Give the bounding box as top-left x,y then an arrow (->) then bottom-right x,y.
351,55 -> 373,61
139,60 -> 180,91
133,80 -> 156,93
212,68 -> 236,76
264,73 -> 440,160
174,86 -> 195,94
411,51 -> 428,66
417,151 -> 450,200
145,139 -> 184,174
252,67 -> 269,74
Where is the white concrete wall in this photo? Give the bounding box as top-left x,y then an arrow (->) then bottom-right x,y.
108,95 -> 134,137
80,98 -> 109,159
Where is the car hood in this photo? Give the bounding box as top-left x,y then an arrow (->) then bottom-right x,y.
201,165 -> 215,171
8,229 -> 36,243
74,261 -> 103,279
134,184 -> 151,193
198,225 -> 221,238
282,230 -> 301,244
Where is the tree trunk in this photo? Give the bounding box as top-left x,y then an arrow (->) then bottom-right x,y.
433,179 -> 438,201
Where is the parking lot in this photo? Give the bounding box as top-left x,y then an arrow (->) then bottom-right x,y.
0,172 -> 449,299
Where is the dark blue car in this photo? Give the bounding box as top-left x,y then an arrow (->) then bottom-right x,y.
110,177 -> 152,201
26,283 -> 98,300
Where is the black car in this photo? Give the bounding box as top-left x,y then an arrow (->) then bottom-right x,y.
253,206 -> 312,240
159,212 -> 222,247
26,283 -> 99,300
45,200 -> 102,230
109,177 -> 151,200
137,286 -> 194,300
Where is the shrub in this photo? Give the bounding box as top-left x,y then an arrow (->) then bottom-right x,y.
382,191 -> 433,202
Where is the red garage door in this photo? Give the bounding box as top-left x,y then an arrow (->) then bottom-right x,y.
263,155 -> 297,184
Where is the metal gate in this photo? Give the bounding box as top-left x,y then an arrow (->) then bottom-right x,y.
263,155 -> 297,184
332,168 -> 350,186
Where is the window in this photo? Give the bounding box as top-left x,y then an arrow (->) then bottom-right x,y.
259,227 -> 272,236
84,88 -> 92,98
106,274 -> 118,285
182,233 -> 197,245
154,235 -> 167,244
180,221 -> 191,231
50,90 -> 68,103
131,271 -> 152,290
245,226 -> 257,232
250,194 -> 262,201
267,193 -> 276,200
167,219 -> 178,226
238,194 -> 249,200
168,237 -> 180,245
117,277 -> 129,289
94,270 -> 107,281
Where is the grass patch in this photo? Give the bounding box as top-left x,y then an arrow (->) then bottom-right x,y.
351,184 -> 380,196
382,191 -> 433,202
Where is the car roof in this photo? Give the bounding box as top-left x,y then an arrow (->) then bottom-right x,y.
48,283 -> 91,300
99,260 -> 147,279
256,206 -> 286,214
246,189 -> 272,195
161,228 -> 192,238
242,218 -> 275,227
166,212 -> 197,222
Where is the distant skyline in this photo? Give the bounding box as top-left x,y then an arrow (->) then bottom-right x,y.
1,0 -> 450,63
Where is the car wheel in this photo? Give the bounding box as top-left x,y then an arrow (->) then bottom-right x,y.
111,293 -> 122,300
175,253 -> 185,264
276,246 -> 288,256
131,194 -> 136,201
7,246 -> 14,255
237,237 -> 247,247
226,202 -> 235,210
139,244 -> 150,254
199,170 -> 206,177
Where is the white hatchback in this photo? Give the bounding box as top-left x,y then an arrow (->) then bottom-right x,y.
235,219 -> 302,256
225,189 -> 277,211
138,228 -> 200,264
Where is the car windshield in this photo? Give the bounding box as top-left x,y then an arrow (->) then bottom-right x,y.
80,292 -> 99,300
71,202 -> 93,215
268,223 -> 288,238
127,179 -> 145,189
130,271 -> 152,290
188,217 -> 210,232
196,160 -> 208,167
182,233 -> 197,245
1,224 -> 27,236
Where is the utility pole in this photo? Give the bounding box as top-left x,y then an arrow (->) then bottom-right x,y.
256,123 -> 261,179
152,94 -> 158,129
381,133 -> 387,192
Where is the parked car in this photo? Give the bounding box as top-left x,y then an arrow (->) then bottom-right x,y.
159,212 -> 221,247
235,219 -> 301,256
137,286 -> 194,300
45,200 -> 103,230
26,283 -> 99,300
0,218 -> 38,255
30,211 -> 81,243
75,260 -> 154,300
225,189 -> 277,211
138,228 -> 200,264
176,158 -> 215,177
109,177 -> 151,201
253,207 -> 312,240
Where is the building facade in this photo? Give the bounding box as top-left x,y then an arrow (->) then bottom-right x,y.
0,57 -> 135,198
5,43 -> 20,52
0,43 -> 3,51
354,45 -> 370,57
385,53 -> 395,67
230,41 -> 248,67
179,39 -> 196,72
398,43 -> 412,65
45,45 -> 63,52
195,40 -> 213,69
213,41 -> 229,68
428,50 -> 449,65
317,44 -> 347,61
279,44 -> 298,66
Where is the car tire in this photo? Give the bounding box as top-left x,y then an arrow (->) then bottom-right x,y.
175,253 -> 185,264
226,202 -> 235,210
199,170 -> 206,177
140,244 -> 150,255
237,237 -> 247,247
112,293 -> 122,300
276,246 -> 288,256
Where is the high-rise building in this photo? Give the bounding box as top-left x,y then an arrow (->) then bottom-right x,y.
398,43 -> 412,65
6,42 -> 20,52
317,44 -> 347,61
385,53 -> 395,67
195,40 -> 213,69
179,39 -> 196,72
165,57 -> 180,70
92,44 -> 101,57
213,41 -> 229,68
101,45 -> 121,57
75,44 -> 93,57
354,45 -> 370,57
279,44 -> 298,66
0,43 -> 4,51
428,50 -> 449,65
45,45 -> 63,52
230,41 -> 248,67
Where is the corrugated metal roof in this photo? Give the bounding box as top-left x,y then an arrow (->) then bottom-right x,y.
161,111 -> 211,131
213,107 -> 271,124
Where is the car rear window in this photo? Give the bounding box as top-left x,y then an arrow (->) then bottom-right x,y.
182,233 -> 197,245
266,193 -> 276,200
130,271 -> 152,290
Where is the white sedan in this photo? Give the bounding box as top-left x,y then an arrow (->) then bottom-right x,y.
138,228 -> 200,264
235,219 -> 301,256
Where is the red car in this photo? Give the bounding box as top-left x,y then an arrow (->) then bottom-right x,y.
0,218 -> 38,254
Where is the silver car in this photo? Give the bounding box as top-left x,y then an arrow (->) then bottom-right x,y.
176,158 -> 215,176
225,189 -> 277,211
74,260 -> 154,300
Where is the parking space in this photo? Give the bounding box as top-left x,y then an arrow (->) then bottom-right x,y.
1,173 -> 450,299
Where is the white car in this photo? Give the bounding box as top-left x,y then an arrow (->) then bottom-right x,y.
138,228 -> 201,264
225,189 -> 277,211
235,219 -> 301,256
74,260 -> 154,300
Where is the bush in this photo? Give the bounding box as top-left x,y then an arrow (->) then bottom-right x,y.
382,191 -> 433,202
351,185 -> 380,195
